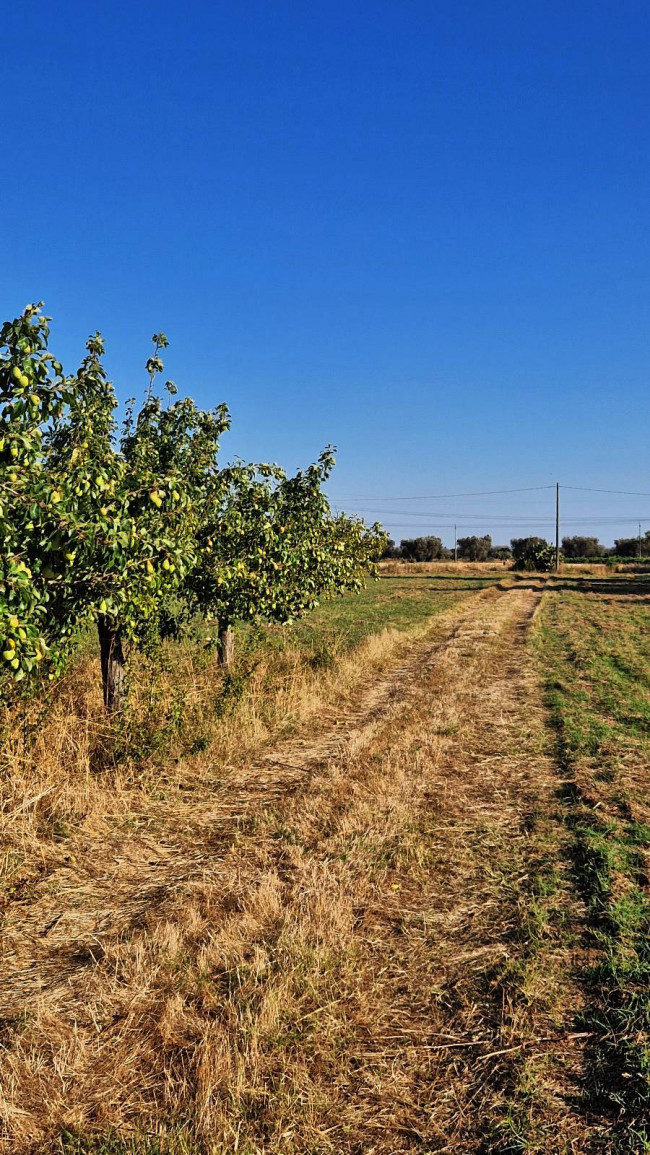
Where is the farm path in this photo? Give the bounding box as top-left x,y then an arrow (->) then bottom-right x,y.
1,579 -> 587,1152
1,581 -> 515,1015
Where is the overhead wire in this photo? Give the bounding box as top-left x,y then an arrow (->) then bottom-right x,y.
563,485 -> 650,497
332,481 -> 649,543
374,519 -> 650,528
338,508 -> 650,523
334,484 -> 555,501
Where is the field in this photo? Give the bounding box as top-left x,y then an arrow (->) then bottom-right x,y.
2,570 -> 650,1153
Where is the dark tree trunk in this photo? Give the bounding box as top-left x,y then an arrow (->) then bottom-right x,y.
217,623 -> 234,670
98,615 -> 126,714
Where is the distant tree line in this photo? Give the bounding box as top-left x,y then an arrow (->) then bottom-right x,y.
561,532 -> 650,558
382,534 -> 512,562
382,531 -> 650,564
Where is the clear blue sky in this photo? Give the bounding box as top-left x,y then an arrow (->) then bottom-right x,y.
3,0 -> 650,546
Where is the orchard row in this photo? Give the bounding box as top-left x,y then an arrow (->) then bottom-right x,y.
0,305 -> 385,711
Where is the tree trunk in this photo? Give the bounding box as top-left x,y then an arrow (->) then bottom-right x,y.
98,615 -> 126,714
217,623 -> 234,671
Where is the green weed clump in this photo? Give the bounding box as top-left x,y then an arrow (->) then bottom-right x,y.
58,1132 -> 202,1155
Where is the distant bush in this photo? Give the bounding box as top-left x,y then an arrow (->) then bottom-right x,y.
614,532 -> 650,557
381,538 -> 401,559
511,537 -> 556,571
562,535 -> 606,558
457,534 -> 491,562
400,536 -> 447,562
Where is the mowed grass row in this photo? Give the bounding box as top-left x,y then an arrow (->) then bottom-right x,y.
534,576 -> 650,1151
0,575 -> 494,941
4,573 -> 495,766
2,576 -> 540,1155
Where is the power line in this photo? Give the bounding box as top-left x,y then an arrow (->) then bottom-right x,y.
335,483 -> 650,502
377,518 -> 650,526
333,480 -> 649,546
349,510 -> 560,519
563,485 -> 650,497
344,509 -> 650,522
334,485 -> 555,501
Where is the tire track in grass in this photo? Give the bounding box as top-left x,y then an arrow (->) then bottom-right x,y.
321,580 -> 592,1154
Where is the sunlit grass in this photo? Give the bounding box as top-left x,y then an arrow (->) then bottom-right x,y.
535,580 -> 650,1149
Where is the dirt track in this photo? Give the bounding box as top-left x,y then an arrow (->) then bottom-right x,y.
0,583 -> 531,1014
1,580 -> 591,1152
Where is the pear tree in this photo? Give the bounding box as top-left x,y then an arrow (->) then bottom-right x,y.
44,331 -> 230,711
0,305 -> 230,711
188,449 -> 387,667
1,303 -> 385,714
0,304 -> 77,693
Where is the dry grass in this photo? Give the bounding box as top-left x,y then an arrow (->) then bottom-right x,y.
380,560 -> 646,579
557,563 -> 617,577
379,559 -> 511,576
11,576 -> 647,1150
0,612 -> 469,909
1,580 -> 494,937
0,578 -> 598,1153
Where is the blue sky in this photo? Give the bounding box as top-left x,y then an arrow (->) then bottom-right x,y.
3,0 -> 650,547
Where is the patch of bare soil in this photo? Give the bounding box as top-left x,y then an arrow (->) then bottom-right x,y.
0,582 -> 589,1152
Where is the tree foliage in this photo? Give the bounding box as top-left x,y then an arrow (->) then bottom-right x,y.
511,537 -> 556,571
39,325 -> 229,708
0,304 -> 75,684
488,545 -> 512,560
187,450 -> 386,657
1,304 -> 383,708
561,535 -> 605,559
381,538 -> 401,560
456,534 -> 491,562
399,535 -> 446,562
613,531 -> 650,558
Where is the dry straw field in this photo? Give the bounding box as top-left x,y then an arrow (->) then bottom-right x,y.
2,568 -> 650,1154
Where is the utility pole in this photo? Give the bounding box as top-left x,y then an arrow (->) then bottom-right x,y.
454,524 -> 457,562
555,483 -> 560,572
639,523 -> 643,560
